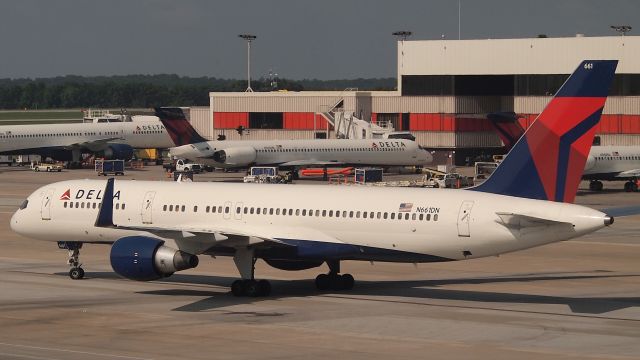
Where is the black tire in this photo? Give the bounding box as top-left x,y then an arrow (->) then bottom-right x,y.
632,182 -> 639,192
231,280 -> 245,296
340,274 -> 355,290
315,274 -> 330,290
69,267 -> 84,280
244,280 -> 260,297
624,182 -> 633,192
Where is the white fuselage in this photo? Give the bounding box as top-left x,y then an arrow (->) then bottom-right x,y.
170,138 -> 432,168
11,179 -> 608,263
0,120 -> 174,153
584,146 -> 640,179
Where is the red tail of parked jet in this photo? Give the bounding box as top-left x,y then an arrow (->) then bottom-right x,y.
154,107 -> 207,146
473,60 -> 618,203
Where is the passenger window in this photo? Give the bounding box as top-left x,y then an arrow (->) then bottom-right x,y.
93,203 -> 97,209
426,214 -> 431,221
250,207 -> 255,214
302,209 -> 307,216
81,202 -> 86,209
363,212 -> 367,219
315,210 -> 320,216
122,204 -> 126,210
181,205 -> 185,212
262,207 -> 267,214
270,208 -> 274,215
206,206 -> 210,213
335,210 -> 340,218
236,207 -> 241,214
256,208 -> 261,215
377,212 -> 381,219
412,213 -> 417,220
356,211 -> 360,218
405,213 -> 410,220
63,202 -> 67,208
225,206 -> 230,214
322,210 -> 327,217
244,207 -> 248,214
276,208 -> 280,215
163,205 -> 168,211
383,212 -> 388,219
342,211 -> 347,217
295,209 -> 300,216
349,211 -> 354,218
419,214 -> 424,220
194,206 -> 198,212
288,209 -> 293,216
329,210 -> 333,217
391,213 -> 395,219
434,214 -> 439,221
370,212 -> 374,219
218,206 -> 223,213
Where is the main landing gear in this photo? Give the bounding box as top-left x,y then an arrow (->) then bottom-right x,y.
231,248 -> 271,297
58,241 -> 85,280
624,180 -> 639,192
589,180 -> 604,191
315,260 -> 355,291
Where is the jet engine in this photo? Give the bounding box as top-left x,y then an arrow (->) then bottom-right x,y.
264,259 -> 324,271
100,144 -> 134,161
212,147 -> 257,166
110,236 -> 199,281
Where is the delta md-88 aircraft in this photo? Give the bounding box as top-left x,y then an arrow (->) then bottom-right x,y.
11,60 -> 622,297
0,116 -> 174,164
155,108 -> 432,169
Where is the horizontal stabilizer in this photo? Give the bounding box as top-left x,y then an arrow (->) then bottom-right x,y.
496,212 -> 572,229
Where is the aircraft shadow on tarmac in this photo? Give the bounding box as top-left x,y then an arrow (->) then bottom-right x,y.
61,270 -> 640,315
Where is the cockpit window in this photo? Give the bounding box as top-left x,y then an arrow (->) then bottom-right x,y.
19,199 -> 28,210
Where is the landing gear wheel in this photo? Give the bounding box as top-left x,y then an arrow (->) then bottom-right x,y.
589,180 -> 604,191
315,274 -> 330,290
231,280 -> 245,296
257,279 -> 271,296
626,181 -> 638,192
340,273 -> 355,290
69,267 -> 84,280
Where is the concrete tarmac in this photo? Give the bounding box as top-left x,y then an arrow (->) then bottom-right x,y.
0,165 -> 639,359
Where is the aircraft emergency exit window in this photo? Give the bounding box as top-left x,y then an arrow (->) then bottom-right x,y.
434,214 -> 439,221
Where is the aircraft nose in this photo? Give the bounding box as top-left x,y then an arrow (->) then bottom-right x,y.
10,210 -> 21,233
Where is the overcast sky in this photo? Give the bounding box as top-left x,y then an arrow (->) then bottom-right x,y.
0,0 -> 637,80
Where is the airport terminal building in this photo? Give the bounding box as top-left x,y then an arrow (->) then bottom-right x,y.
191,35 -> 640,163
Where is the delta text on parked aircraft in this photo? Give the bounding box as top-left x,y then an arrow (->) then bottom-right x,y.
155,108 -> 432,169
0,116 -> 174,164
10,60 -> 622,297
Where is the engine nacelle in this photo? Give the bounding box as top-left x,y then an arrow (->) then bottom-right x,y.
264,259 -> 324,271
212,147 -> 256,166
110,236 -> 199,281
101,144 -> 134,161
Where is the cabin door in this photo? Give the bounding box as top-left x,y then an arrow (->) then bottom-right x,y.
457,200 -> 474,237
141,191 -> 156,224
41,188 -> 54,220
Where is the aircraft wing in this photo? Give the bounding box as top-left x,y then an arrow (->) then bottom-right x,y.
615,169 -> 640,178
69,137 -> 123,151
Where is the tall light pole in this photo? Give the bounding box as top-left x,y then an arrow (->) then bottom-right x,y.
610,25 -> 632,36
238,34 -> 257,92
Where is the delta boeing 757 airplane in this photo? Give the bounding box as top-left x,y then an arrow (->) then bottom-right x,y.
10,60 -> 621,297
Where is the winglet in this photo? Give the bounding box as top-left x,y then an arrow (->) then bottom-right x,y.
155,107 -> 208,146
95,178 -> 115,227
471,60 -> 618,203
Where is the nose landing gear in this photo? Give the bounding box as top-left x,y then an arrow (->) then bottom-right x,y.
58,241 -> 85,280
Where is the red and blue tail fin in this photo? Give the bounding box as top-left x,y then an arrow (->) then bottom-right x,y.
155,107 -> 208,146
471,60 -> 618,203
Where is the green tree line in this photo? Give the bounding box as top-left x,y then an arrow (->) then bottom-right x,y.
0,75 -> 395,109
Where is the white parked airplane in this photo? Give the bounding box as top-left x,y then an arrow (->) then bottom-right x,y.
0,116 -> 174,164
10,60 -> 622,297
584,146 -> 640,191
155,108 -> 432,169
